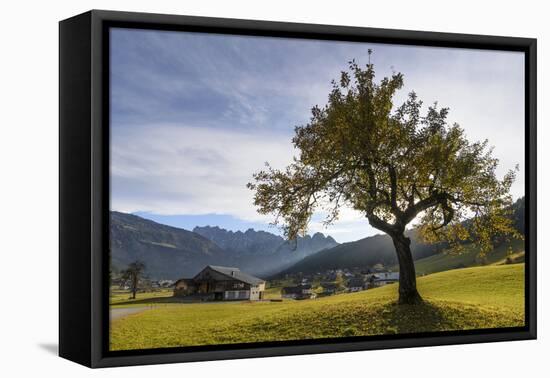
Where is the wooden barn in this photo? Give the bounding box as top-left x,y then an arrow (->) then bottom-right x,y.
174,265 -> 266,301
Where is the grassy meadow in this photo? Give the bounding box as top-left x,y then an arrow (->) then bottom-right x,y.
395,239 -> 524,275
110,264 -> 525,351
110,288 -> 174,306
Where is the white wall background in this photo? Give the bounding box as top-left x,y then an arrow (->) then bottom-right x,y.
0,0 -> 547,376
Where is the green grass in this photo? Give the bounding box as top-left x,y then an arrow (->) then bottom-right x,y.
110,264 -> 525,351
409,239 -> 524,275
110,288 -> 174,306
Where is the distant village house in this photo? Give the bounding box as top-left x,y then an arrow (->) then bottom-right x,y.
347,277 -> 367,292
174,265 -> 266,301
369,272 -> 399,287
281,284 -> 316,300
321,282 -> 339,295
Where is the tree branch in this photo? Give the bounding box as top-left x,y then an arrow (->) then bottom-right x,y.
388,165 -> 405,220
388,165 -> 398,210
430,199 -> 454,231
367,213 -> 398,235
402,192 -> 447,224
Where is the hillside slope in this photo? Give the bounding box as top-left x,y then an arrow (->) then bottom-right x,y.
111,212 -> 229,279
278,196 -> 525,277
411,238 -> 525,275
277,231 -> 439,276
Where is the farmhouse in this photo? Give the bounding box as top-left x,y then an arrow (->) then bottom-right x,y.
281,284 -> 316,300
174,265 -> 266,301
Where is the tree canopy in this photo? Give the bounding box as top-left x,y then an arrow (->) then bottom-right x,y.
248,59 -> 520,255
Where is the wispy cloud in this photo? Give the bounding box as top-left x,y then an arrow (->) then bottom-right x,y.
110,28 -> 525,242
111,124 -> 295,222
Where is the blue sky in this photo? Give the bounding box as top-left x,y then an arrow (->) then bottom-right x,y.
110,28 -> 525,243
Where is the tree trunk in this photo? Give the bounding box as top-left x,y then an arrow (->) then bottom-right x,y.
131,275 -> 137,299
391,233 -> 423,305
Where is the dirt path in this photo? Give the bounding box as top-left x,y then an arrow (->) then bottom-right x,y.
110,307 -> 149,321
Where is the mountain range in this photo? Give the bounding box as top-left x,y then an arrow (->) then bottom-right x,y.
111,197 -> 525,281
110,211 -> 337,279
193,225 -> 338,274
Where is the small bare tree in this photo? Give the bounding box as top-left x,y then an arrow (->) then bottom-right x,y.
121,261 -> 146,300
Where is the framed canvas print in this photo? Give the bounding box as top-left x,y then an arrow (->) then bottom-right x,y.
59,10 -> 537,368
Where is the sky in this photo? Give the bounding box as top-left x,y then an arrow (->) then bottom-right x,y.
110,27 -> 525,243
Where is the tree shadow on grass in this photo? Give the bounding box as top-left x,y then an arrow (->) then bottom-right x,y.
378,300 -> 453,334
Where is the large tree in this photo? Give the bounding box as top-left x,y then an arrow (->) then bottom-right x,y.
248,59 -> 519,305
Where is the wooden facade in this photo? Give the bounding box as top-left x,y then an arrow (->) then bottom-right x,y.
174,265 -> 266,301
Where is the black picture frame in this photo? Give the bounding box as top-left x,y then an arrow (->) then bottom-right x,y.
59,9 -> 537,368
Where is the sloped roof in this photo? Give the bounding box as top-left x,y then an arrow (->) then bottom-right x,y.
205,265 -> 265,285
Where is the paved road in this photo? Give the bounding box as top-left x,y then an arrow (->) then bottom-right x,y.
110,307 -> 149,321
